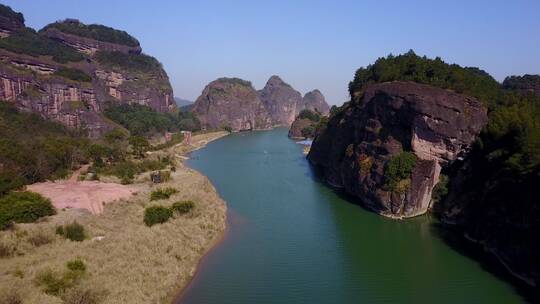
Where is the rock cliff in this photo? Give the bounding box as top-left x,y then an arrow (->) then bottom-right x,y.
193,75 -> 328,131
0,5 -> 173,137
298,89 -> 329,115
308,81 -> 487,218
192,78 -> 272,131
0,5 -> 24,38
258,75 -> 302,126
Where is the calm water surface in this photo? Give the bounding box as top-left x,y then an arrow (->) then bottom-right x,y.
179,128 -> 523,304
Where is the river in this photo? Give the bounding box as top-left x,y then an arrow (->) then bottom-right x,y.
179,128 -> 524,303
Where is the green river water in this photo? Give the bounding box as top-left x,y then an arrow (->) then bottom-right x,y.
179,128 -> 524,304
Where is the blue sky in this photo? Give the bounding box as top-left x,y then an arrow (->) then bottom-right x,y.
4,0 -> 540,105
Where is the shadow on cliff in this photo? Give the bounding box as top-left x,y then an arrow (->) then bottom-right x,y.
430,223 -> 539,303
305,162 -> 540,303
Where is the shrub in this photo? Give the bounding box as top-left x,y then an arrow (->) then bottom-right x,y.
62,286 -> 104,304
384,152 -> 417,192
144,206 -> 172,226
0,241 -> 13,258
66,259 -> 86,272
0,191 -> 56,230
431,174 -> 449,204
104,104 -> 179,136
57,222 -> 86,242
27,231 -> 53,247
54,67 -> 92,82
345,144 -> 354,157
150,187 -> 178,201
0,103 -> 88,195
35,269 -> 70,296
0,289 -> 22,304
171,201 -> 194,214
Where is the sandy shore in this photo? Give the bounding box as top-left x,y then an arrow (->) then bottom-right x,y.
0,131 -> 229,304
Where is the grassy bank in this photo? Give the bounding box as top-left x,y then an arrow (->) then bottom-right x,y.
0,132 -> 228,303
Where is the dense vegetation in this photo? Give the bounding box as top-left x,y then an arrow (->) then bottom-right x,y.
104,104 -> 178,135
53,67 -> 92,82
502,74 -> 540,92
42,21 -> 139,47
0,103 -> 88,195
0,191 -> 55,229
0,28 -> 84,63
0,3 -> 24,24
177,110 -> 201,131
104,103 -> 201,135
95,51 -> 162,73
384,152 -> 417,193
35,259 -> 87,296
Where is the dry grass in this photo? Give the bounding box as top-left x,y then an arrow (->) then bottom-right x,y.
0,132 -> 228,303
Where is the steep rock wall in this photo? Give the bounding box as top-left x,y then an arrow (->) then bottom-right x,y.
308,81 -> 487,218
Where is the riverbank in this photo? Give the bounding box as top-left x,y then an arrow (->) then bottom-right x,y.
0,131 -> 229,303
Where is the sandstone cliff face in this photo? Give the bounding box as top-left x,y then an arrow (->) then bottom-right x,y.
258,75 -> 302,126
298,89 -> 329,115
192,78 -> 272,131
0,9 -> 173,137
308,81 -> 487,218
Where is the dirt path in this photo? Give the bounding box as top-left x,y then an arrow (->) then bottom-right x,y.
28,164 -> 139,215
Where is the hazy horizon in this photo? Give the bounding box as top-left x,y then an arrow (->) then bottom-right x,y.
5,0 -> 540,105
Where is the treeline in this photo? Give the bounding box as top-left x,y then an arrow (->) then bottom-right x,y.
104,104 -> 201,135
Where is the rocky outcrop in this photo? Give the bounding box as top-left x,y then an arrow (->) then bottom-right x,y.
258,75 -> 302,126
0,7 -> 173,137
0,4 -> 24,37
40,20 -> 141,56
192,78 -> 272,131
298,89 -> 329,115
308,81 -> 487,218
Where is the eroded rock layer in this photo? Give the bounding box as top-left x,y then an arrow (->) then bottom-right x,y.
0,7 -> 173,137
